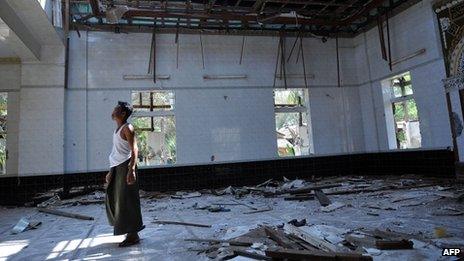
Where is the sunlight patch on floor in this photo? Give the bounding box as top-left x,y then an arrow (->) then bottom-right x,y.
44,233 -> 124,260
0,239 -> 29,261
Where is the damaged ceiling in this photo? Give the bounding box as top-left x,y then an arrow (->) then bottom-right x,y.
70,0 -> 421,36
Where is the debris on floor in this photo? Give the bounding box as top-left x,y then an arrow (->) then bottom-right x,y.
321,201 -> 346,212
172,191 -> 202,199
37,207 -> 94,220
181,175 -> 464,260
153,220 -> 211,228
37,194 -> 61,208
11,217 -> 42,234
2,175 -> 463,260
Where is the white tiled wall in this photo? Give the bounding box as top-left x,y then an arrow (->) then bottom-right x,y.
62,30 -> 366,172
0,46 -> 66,176
353,0 -> 453,151
0,0 -> 455,176
175,88 -> 276,163
18,87 -> 64,175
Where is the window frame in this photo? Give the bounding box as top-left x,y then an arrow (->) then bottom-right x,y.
131,90 -> 176,166
382,72 -> 421,150
273,88 -> 312,157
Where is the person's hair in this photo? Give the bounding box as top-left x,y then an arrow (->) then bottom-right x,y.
117,101 -> 133,120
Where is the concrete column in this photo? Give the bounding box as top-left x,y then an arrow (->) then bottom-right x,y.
18,46 -> 65,176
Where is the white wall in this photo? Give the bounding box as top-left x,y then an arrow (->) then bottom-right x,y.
0,0 -> 454,176
175,88 -> 276,163
0,45 -> 65,177
18,46 -> 65,176
64,31 -> 365,173
354,0 -> 452,152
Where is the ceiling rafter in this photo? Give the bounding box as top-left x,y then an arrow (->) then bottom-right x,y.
70,0 -> 417,36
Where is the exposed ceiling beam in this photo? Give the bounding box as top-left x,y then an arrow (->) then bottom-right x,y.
0,4 -> 41,60
77,0 -> 412,36
121,9 -> 340,26
341,0 -> 385,24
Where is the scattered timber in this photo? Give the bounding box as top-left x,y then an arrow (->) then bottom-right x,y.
284,224 -> 339,252
233,249 -> 272,260
265,248 -> 373,261
37,207 -> 94,220
243,207 -> 273,214
375,239 -> 414,250
263,226 -> 298,249
314,189 -> 332,207
153,220 -> 211,228
184,238 -> 253,247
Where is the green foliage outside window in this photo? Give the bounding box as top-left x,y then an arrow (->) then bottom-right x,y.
132,116 -> 176,165
0,93 -> 7,174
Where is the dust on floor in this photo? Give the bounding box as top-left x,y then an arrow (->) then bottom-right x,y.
0,175 -> 463,260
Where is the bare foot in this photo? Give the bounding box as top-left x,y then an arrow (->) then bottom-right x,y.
118,233 -> 140,247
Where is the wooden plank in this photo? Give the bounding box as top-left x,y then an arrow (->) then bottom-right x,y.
284,224 -> 339,252
233,249 -> 272,260
321,202 -> 345,212
256,178 -> 273,187
320,183 -> 442,196
266,247 -> 335,260
153,220 -> 211,228
243,207 -> 272,214
314,189 -> 331,207
372,229 -> 410,240
266,184 -> 342,197
375,239 -> 414,250
284,194 -> 315,201
37,207 -> 94,220
265,248 -> 373,261
288,184 -> 342,195
263,226 -> 299,249
77,199 -> 105,205
286,234 -> 322,251
184,238 -> 252,247
362,228 -> 431,245
344,234 -> 377,249
231,199 -> 259,210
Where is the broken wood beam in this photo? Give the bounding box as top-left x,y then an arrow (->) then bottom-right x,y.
317,182 -> 445,197
78,199 -> 105,205
314,189 -> 332,207
153,220 -> 211,228
256,178 -> 273,188
284,224 -> 339,252
284,194 -> 315,201
265,248 -> 373,261
233,249 -> 272,260
263,226 -> 299,249
286,234 -> 322,251
288,184 -> 342,195
243,207 -> 272,214
266,184 -> 342,197
184,238 -> 252,247
372,229 -> 413,241
375,239 -> 414,250
37,207 -> 94,220
231,199 -> 259,210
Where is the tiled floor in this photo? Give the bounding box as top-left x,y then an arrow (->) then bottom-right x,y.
1,183 -> 463,260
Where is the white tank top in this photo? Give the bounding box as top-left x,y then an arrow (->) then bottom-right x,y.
109,123 -> 132,168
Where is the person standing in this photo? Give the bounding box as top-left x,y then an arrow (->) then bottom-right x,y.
105,101 -> 144,247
